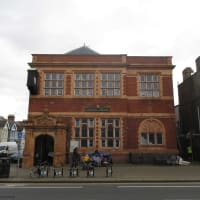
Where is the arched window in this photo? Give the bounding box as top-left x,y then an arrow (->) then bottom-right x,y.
139,119 -> 165,145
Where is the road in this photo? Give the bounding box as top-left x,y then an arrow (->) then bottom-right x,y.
0,183 -> 200,200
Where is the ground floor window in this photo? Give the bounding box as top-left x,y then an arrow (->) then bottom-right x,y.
141,132 -> 163,145
101,119 -> 120,148
139,118 -> 164,146
74,118 -> 94,147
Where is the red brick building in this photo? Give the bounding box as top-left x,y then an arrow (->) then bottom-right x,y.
23,46 -> 178,167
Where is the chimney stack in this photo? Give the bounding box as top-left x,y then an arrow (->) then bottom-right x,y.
195,56 -> 200,72
8,114 -> 15,124
182,67 -> 194,81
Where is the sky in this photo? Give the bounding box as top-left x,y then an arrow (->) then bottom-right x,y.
0,0 -> 200,121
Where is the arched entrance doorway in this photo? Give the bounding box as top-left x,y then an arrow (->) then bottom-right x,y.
34,134 -> 54,166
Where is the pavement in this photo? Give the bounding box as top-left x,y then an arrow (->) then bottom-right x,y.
1,163 -> 200,183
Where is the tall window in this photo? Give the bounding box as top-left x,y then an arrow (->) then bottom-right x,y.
74,73 -> 94,96
101,73 -> 120,96
139,119 -> 164,145
139,74 -> 159,97
44,72 -> 64,96
101,119 -> 120,148
74,119 -> 94,147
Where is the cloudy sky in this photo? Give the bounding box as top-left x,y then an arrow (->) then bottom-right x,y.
0,0 -> 200,121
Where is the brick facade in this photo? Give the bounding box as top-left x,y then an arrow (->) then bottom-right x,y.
23,50 -> 178,168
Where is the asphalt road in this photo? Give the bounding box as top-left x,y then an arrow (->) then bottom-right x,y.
0,183 -> 200,200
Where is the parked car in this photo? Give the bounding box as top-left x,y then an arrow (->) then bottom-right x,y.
10,152 -> 23,163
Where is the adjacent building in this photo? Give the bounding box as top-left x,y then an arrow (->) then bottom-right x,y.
177,57 -> 200,160
0,115 -> 25,155
23,46 -> 178,167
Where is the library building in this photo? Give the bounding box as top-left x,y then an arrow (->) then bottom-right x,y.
23,46 -> 177,167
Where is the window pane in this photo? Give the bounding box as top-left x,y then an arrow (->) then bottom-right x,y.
108,139 -> 113,147
89,128 -> 93,137
51,89 -> 57,96
102,73 -> 107,80
82,81 -> 87,88
115,81 -> 120,88
108,81 -> 113,88
45,73 -> 51,80
101,128 -> 106,137
147,75 -> 152,82
58,73 -> 64,80
75,128 -> 80,137
102,81 -> 107,88
153,75 -> 158,81
76,74 -> 81,80
58,89 -> 63,96
75,89 -> 80,96
82,124 -> 87,137
82,74 -> 87,80
115,73 -> 120,81
141,133 -> 147,144
102,139 -> 105,147
44,89 -> 50,96
88,81 -> 93,87
58,80 -> 63,88
140,74 -> 159,98
101,119 -> 105,127
88,89 -> 93,96
75,81 -> 80,88
108,89 -> 113,96
89,119 -> 94,127
108,119 -> 113,124
44,73 -> 63,96
147,83 -> 152,90
52,81 -> 57,88
101,89 -> 107,96
82,89 -> 87,96
147,91 -> 152,97
88,74 -> 94,80
45,81 -> 51,88
153,91 -> 159,97
52,73 -> 57,80
75,119 -> 80,127
115,139 -> 119,147
115,128 -> 119,137
108,74 -> 114,81
108,124 -> 113,137
89,139 -> 93,147
157,133 -> 163,144
115,119 -> 119,127
114,89 -> 120,96
149,133 -> 155,144
81,139 -> 87,147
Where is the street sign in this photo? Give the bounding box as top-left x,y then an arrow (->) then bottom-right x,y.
18,132 -> 23,139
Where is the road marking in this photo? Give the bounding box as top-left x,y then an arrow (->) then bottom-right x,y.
117,185 -> 200,188
164,199 -> 199,200
0,185 -> 83,189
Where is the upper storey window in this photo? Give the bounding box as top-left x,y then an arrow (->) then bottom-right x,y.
74,73 -> 94,96
44,72 -> 64,96
139,74 -> 159,97
101,73 -> 120,96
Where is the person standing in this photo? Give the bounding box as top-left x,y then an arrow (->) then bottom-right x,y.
71,147 -> 80,168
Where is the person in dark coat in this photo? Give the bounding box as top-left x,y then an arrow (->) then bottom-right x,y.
71,147 -> 80,168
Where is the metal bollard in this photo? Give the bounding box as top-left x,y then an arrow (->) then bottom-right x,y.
69,167 -> 79,177
53,167 -> 63,177
106,165 -> 112,177
87,167 -> 95,177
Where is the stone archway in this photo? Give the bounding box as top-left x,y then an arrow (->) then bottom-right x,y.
34,134 -> 54,165
23,111 -> 67,168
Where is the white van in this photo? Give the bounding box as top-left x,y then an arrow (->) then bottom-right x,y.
0,142 -> 18,157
